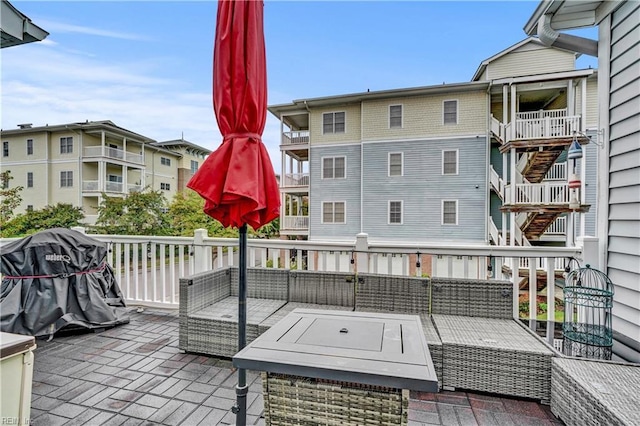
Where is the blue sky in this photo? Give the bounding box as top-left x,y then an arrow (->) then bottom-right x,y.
2,1 -> 598,172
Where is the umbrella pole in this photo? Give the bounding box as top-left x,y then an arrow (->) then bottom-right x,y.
235,224 -> 248,426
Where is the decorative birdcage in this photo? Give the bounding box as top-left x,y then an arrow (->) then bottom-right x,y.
562,264 -> 614,360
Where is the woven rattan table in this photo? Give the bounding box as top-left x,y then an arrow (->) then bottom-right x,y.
234,309 -> 438,425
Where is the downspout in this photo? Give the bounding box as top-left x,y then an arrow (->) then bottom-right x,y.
537,14 -> 598,57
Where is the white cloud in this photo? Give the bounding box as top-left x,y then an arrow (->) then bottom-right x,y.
1,41 -> 284,173
36,19 -> 152,41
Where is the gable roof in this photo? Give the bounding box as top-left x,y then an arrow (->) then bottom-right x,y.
471,37 -> 577,81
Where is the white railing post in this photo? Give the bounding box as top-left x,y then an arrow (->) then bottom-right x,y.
193,228 -> 208,274
577,236 -> 600,270
355,233 -> 369,274
71,226 -> 86,234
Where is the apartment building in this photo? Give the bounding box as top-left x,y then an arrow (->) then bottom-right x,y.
0,120 -> 210,223
270,37 -> 598,275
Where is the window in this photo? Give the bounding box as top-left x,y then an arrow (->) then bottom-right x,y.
161,182 -> 171,190
60,137 -> 73,154
27,172 -> 33,188
443,100 -> 458,125
160,157 -> 171,166
60,171 -> 73,187
389,105 -> 402,128
389,152 -> 403,176
322,202 -> 345,224
191,160 -> 199,173
27,139 -> 33,155
27,205 -> 33,212
389,201 -> 403,224
2,141 -> 8,157
108,175 -> 123,183
442,200 -> 458,225
322,112 -> 345,134
322,157 -> 346,179
442,150 -> 458,175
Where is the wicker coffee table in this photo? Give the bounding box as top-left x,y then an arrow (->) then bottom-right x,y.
233,309 -> 438,425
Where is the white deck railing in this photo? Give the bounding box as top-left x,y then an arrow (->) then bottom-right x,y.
1,228 -> 595,343
489,166 -> 504,198
282,215 -> 309,230
544,162 -> 567,181
84,146 -> 144,164
490,115 -> 506,142
282,131 -> 310,145
504,182 -> 569,205
545,216 -> 567,235
282,173 -> 310,187
82,180 -> 125,193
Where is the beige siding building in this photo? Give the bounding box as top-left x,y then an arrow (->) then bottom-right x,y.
0,120 -> 209,223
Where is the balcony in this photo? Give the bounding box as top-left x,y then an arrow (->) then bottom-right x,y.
83,180 -> 138,194
83,146 -> 144,165
511,109 -> 580,141
504,182 -> 569,206
281,215 -> 309,231
281,130 -> 309,145
281,173 -> 309,188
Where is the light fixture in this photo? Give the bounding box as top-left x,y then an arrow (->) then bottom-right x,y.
416,251 -> 421,268
487,256 -> 494,278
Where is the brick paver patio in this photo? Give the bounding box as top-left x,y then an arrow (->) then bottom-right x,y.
28,308 -> 564,425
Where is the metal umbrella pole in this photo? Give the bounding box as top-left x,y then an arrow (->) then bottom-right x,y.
234,224 -> 248,426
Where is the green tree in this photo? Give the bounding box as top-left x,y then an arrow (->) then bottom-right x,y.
0,171 -> 23,227
167,190 -> 238,237
1,203 -> 84,238
95,189 -> 170,235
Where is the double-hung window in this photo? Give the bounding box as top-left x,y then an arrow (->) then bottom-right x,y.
443,100 -> 458,125
322,157 -> 345,179
27,172 -> 33,188
27,139 -> 33,155
160,182 -> 171,191
160,157 -> 171,166
60,171 -> 73,187
322,202 -> 345,224
322,112 -> 345,134
2,141 -> 8,157
190,160 -> 199,173
60,137 -> 73,154
389,105 -> 402,128
442,200 -> 458,225
442,150 -> 458,175
389,152 -> 403,176
389,201 -> 403,224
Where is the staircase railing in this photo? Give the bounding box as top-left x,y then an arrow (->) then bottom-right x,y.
489,166 -> 504,199
491,115 -> 505,142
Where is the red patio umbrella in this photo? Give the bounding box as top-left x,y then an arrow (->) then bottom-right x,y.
186,1 -> 279,424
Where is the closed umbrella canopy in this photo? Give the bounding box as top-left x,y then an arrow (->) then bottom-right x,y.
187,0 -> 279,230
186,1 -> 278,424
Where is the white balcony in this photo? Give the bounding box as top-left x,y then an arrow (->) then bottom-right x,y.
282,130 -> 309,145
84,146 -> 144,164
281,173 -> 309,188
504,182 -> 569,205
511,109 -> 581,141
281,215 -> 309,230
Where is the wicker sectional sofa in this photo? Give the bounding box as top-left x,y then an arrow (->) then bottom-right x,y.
179,267 -> 556,402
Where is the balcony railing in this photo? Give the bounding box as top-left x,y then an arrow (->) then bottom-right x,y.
282,215 -> 309,230
544,162 -> 567,181
83,180 -> 126,193
282,173 -> 309,187
84,146 -> 144,164
504,182 -> 569,205
282,131 -> 309,145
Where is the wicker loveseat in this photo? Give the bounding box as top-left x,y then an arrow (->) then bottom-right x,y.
179,267 -> 555,402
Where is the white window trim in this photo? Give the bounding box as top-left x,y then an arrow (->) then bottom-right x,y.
321,201 -> 347,224
443,99 -> 458,125
442,149 -> 459,175
322,111 -> 347,135
60,171 -> 73,188
388,152 -> 404,177
389,104 -> 403,129
441,199 -> 458,225
388,200 -> 403,225
321,156 -> 347,180
27,139 -> 33,155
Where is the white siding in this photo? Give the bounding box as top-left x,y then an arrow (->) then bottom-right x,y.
607,0 -> 640,349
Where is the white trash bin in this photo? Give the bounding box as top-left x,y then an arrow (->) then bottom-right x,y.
0,332 -> 36,425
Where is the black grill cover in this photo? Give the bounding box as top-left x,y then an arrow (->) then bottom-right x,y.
1,228 -> 129,337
